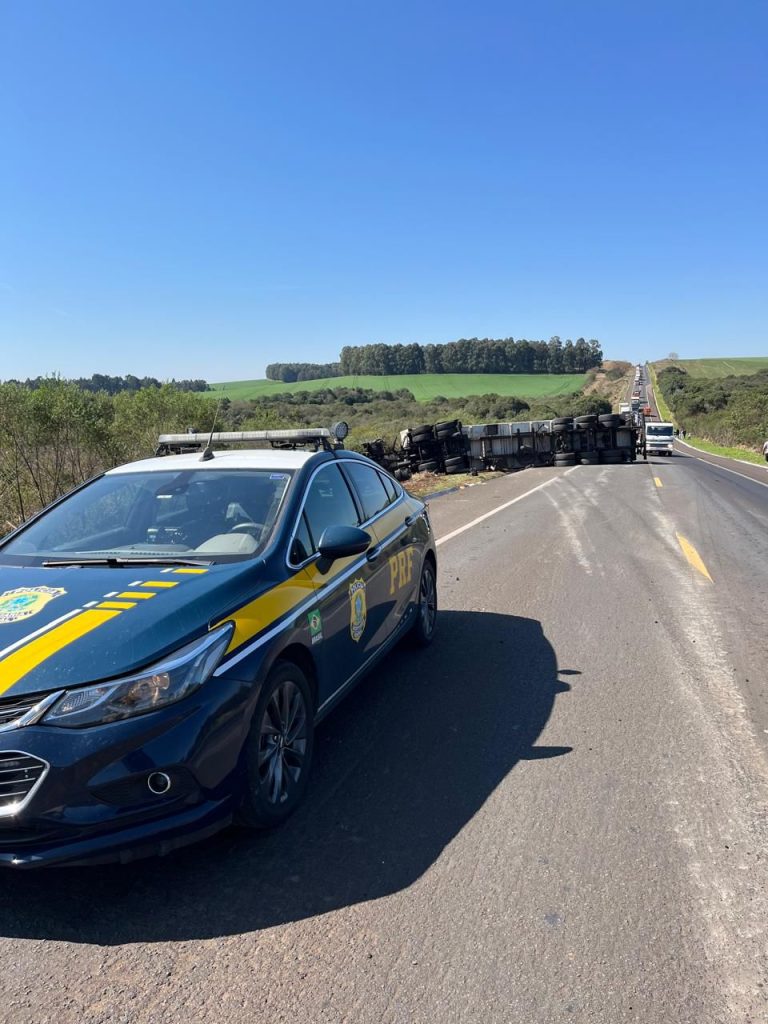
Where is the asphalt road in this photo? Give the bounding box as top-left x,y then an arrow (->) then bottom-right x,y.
1,457 -> 767,1023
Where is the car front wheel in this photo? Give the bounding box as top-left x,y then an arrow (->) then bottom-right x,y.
238,661 -> 314,828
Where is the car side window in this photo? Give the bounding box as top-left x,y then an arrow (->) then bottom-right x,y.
290,513 -> 313,564
299,464 -> 360,558
379,472 -> 399,503
343,462 -> 390,522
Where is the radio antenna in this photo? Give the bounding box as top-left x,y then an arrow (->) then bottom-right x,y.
199,400 -> 222,462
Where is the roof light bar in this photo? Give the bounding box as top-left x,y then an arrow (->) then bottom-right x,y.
158,429 -> 331,445
155,422 -> 349,456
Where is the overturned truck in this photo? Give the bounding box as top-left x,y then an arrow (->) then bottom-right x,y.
466,413 -> 643,471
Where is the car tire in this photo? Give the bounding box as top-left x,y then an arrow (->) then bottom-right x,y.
418,460 -> 440,472
411,559 -> 437,647
238,661 -> 314,829
580,456 -> 599,465
554,453 -> 576,465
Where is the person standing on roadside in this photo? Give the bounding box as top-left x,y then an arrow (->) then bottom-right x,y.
762,438 -> 768,463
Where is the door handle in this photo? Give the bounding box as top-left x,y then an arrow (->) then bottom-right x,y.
366,545 -> 381,563
404,514 -> 417,527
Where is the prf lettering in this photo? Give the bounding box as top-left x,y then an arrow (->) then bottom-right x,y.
389,548 -> 415,595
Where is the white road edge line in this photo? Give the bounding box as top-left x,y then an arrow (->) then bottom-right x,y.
436,469 -> 577,547
676,441 -> 768,490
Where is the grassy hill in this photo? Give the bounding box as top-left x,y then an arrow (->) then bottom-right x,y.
654,357 -> 768,379
209,372 -> 589,402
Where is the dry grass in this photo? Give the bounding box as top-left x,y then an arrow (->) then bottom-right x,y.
405,469 -> 505,499
583,360 -> 634,410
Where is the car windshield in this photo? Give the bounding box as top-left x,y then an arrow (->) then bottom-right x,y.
0,469 -> 294,566
647,425 -> 674,436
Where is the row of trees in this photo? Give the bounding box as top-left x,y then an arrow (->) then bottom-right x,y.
265,338 -> 603,382
339,337 -> 602,376
265,362 -> 342,383
2,374 -> 210,395
657,366 -> 768,448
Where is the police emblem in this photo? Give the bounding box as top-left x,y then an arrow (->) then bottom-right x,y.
0,587 -> 66,624
348,578 -> 367,643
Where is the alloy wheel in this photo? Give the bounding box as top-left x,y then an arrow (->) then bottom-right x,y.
258,680 -> 308,805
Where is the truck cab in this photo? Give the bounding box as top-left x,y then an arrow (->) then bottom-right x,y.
645,421 -> 674,456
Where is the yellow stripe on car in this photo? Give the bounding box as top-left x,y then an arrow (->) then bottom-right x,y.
217,532 -> 377,655
0,609 -> 122,697
141,580 -> 178,589
117,591 -> 155,600
217,568 -> 317,653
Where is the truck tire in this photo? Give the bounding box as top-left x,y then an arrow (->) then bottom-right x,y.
410,431 -> 433,445
554,453 -> 576,466
418,460 -> 440,473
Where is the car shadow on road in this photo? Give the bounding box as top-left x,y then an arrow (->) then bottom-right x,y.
0,610 -> 572,944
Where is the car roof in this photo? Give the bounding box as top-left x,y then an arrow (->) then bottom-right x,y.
106,449 -> 318,475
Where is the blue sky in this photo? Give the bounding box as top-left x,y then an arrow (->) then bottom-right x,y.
2,0 -> 766,381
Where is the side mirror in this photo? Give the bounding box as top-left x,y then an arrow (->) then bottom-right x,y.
317,525 -> 370,561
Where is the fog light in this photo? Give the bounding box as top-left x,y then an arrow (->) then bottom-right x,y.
147,771 -> 172,795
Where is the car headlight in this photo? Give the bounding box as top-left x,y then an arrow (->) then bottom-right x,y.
42,623 -> 234,728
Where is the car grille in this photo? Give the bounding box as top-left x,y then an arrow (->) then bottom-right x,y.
0,752 -> 48,814
0,695 -> 43,728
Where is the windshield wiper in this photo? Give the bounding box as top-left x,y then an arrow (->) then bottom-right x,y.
42,557 -> 213,568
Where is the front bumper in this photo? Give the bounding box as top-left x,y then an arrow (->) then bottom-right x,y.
0,798 -> 232,867
0,675 -> 253,867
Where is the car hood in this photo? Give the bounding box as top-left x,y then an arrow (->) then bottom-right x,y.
0,563 -> 269,698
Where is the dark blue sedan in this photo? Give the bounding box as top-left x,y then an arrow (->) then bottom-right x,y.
0,432 -> 437,866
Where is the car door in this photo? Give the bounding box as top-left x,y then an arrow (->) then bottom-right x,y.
290,462 -> 380,707
339,461 -> 420,651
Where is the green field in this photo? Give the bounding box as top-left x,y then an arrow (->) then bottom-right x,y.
655,357 -> 768,379
209,373 -> 588,402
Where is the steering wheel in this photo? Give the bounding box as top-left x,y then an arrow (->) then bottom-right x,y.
229,522 -> 265,539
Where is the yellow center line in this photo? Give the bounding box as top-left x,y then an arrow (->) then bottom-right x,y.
654,477 -> 663,488
676,533 -> 713,582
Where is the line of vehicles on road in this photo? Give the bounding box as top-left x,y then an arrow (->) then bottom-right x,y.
620,364 -> 675,457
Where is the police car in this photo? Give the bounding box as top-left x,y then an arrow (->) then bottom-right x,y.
0,426 -> 437,867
